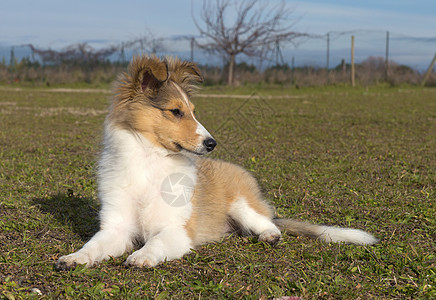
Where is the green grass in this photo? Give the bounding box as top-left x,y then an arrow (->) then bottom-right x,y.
0,85 -> 435,299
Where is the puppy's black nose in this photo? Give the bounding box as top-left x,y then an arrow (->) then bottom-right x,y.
203,138 -> 217,152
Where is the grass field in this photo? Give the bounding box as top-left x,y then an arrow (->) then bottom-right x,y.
0,85 -> 435,299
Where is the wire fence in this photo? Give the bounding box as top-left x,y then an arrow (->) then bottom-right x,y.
1,29 -> 435,86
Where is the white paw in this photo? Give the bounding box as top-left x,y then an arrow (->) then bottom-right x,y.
124,250 -> 159,267
259,228 -> 281,246
56,252 -> 92,270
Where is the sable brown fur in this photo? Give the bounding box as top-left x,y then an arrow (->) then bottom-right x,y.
186,158 -> 274,245
108,56 -> 205,152
113,56 -> 202,108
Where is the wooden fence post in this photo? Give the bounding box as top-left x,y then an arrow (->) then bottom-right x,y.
421,53 -> 436,87
385,31 -> 390,82
351,36 -> 355,87
326,32 -> 330,84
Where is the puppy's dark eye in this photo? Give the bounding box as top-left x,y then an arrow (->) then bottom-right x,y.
170,109 -> 183,117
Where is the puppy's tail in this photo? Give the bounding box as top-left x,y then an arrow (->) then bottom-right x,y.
273,218 -> 378,245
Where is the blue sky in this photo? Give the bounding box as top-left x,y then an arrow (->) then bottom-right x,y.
1,0 -> 435,69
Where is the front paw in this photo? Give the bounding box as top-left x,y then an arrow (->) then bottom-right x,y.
56,252 -> 92,270
124,250 -> 159,268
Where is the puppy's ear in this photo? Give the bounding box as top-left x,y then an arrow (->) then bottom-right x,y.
181,62 -> 204,84
140,60 -> 169,92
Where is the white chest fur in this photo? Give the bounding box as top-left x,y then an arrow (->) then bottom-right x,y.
97,124 -> 196,239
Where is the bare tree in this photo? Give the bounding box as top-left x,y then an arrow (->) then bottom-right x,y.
24,43 -> 118,65
24,30 -> 166,67
193,0 -> 304,85
23,43 -> 119,83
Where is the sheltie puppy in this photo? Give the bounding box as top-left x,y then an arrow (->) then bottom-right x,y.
56,56 -> 378,269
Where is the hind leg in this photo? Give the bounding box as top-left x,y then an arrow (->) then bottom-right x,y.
206,159 -> 281,245
228,196 -> 281,245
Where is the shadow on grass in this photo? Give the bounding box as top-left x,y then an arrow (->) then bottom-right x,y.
32,193 -> 100,241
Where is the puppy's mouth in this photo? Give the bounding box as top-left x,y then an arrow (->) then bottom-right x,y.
174,143 -> 205,156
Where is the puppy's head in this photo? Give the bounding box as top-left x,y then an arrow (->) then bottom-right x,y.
111,56 -> 216,155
